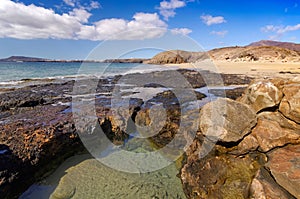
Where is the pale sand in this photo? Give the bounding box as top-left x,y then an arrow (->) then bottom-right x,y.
165,60 -> 300,79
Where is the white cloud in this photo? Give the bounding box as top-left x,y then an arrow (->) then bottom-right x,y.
157,0 -> 187,20
160,0 -> 186,9
63,0 -> 76,7
171,28 -> 192,35
277,24 -> 300,34
90,1 -> 100,9
210,30 -> 228,37
63,0 -> 101,11
201,15 -> 226,26
70,8 -> 92,23
261,25 -> 281,33
84,13 -> 168,40
261,24 -> 300,39
0,0 -> 167,40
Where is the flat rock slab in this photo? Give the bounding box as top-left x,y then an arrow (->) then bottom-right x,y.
267,144 -> 300,198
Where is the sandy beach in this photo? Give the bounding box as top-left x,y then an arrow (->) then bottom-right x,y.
165,60 -> 300,79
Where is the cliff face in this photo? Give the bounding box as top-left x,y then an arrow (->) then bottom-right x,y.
181,77 -> 300,199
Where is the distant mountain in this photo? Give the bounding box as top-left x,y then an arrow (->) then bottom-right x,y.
248,40 -> 300,52
0,56 -> 50,62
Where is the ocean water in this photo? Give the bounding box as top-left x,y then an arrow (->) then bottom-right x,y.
0,62 -> 175,83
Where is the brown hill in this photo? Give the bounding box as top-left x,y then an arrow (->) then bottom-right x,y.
208,46 -> 300,62
145,50 -> 208,64
248,40 -> 300,52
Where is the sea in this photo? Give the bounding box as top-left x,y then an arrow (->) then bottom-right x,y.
0,62 -> 176,85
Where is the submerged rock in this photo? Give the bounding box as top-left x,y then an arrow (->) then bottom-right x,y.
50,159 -> 186,199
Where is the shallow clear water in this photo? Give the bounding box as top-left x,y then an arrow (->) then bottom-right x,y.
20,153 -> 186,199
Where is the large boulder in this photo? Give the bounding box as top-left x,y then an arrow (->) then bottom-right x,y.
279,82 -> 300,123
267,145 -> 300,198
199,98 -> 257,143
239,80 -> 283,113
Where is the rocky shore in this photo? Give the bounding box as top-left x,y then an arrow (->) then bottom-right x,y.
3,68 -> 298,198
181,77 -> 300,198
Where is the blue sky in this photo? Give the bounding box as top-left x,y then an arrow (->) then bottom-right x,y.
0,0 -> 300,59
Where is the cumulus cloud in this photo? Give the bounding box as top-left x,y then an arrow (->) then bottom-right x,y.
171,28 -> 192,35
0,0 -> 167,40
210,30 -> 228,37
201,15 -> 226,26
157,0 -> 187,20
82,13 -> 168,40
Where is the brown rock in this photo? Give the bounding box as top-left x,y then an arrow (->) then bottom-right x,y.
181,151 -> 262,199
279,82 -> 300,123
251,112 -> 300,152
235,134 -> 259,155
250,168 -> 295,199
267,144 -> 300,198
239,80 -> 283,113
199,98 -> 257,143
